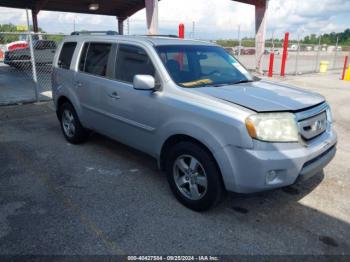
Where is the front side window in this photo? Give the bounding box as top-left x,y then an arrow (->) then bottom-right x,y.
58,42 -> 77,69
156,45 -> 253,88
115,44 -> 155,83
83,43 -> 112,77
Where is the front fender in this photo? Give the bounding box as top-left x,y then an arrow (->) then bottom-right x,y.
154,120 -> 244,192
155,121 -> 225,158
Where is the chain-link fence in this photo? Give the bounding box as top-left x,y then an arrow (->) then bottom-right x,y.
0,32 -> 65,105
220,39 -> 350,76
1,30 -> 349,105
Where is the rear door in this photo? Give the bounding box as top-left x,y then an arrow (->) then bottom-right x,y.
74,41 -> 115,130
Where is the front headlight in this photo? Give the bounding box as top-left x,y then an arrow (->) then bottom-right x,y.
326,107 -> 333,124
245,113 -> 299,142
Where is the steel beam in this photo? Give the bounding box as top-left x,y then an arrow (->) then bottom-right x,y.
255,1 -> 267,74
31,9 -> 39,32
117,17 -> 125,35
145,0 -> 159,35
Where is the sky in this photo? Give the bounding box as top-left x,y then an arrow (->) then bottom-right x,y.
0,0 -> 349,40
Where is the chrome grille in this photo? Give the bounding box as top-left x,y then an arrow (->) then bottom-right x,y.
296,103 -> 328,141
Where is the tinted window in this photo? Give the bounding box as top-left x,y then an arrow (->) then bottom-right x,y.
115,44 -> 155,83
84,43 -> 111,77
156,45 -> 252,87
58,42 -> 77,69
159,51 -> 189,72
79,43 -> 89,71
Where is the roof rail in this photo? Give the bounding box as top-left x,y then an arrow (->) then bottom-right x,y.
71,31 -> 119,36
141,34 -> 179,38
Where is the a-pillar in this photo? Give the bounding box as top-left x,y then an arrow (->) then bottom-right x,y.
255,1 -> 268,74
145,0 -> 159,35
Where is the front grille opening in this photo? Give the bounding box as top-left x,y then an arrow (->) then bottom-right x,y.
302,145 -> 335,168
298,111 -> 327,141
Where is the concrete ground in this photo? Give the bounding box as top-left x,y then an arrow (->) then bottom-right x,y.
0,63 -> 52,105
0,71 -> 349,255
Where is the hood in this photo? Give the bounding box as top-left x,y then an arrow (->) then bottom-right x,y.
188,80 -> 325,112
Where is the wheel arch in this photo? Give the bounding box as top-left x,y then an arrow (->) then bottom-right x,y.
159,133 -> 228,194
56,96 -> 72,119
159,134 -> 219,172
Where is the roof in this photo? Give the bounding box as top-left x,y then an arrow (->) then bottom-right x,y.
63,34 -> 216,46
234,0 -> 267,7
0,0 -> 267,18
0,0 -> 147,18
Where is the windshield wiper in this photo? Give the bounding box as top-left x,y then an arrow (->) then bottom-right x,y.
203,80 -> 252,87
232,79 -> 254,85
194,78 -> 257,88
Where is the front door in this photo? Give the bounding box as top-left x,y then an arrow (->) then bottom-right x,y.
101,43 -> 163,154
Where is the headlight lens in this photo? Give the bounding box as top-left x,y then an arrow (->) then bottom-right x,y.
245,113 -> 299,142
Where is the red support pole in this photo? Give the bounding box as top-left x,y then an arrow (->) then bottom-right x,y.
178,23 -> 185,39
268,53 -> 275,77
341,56 -> 348,80
280,32 -> 289,77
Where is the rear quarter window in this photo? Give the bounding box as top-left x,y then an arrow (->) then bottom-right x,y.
58,42 -> 77,70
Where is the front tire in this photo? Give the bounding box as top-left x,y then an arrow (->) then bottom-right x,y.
59,102 -> 88,144
165,141 -> 224,211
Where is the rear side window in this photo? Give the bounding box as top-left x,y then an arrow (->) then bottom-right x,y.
115,44 -> 155,83
83,43 -> 112,77
58,42 -> 77,69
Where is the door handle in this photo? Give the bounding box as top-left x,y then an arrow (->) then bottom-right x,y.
108,91 -> 120,99
75,81 -> 82,88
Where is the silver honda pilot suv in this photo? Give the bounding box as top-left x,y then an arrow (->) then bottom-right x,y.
52,33 -> 337,211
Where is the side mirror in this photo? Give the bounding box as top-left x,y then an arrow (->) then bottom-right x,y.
133,75 -> 155,90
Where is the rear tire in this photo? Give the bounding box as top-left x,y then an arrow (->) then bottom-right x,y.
58,102 -> 88,144
165,141 -> 224,211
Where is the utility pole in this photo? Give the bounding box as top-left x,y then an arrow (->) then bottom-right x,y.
192,21 -> 195,39
127,17 -> 130,35
315,34 -> 322,72
294,29 -> 304,75
333,36 -> 339,69
294,34 -> 301,75
237,24 -> 241,59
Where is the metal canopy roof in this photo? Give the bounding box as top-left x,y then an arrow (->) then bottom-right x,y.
0,0 -> 267,18
234,0 -> 267,7
0,0 -> 147,18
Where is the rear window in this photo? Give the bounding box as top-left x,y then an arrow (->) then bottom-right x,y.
83,43 -> 112,77
58,42 -> 77,69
